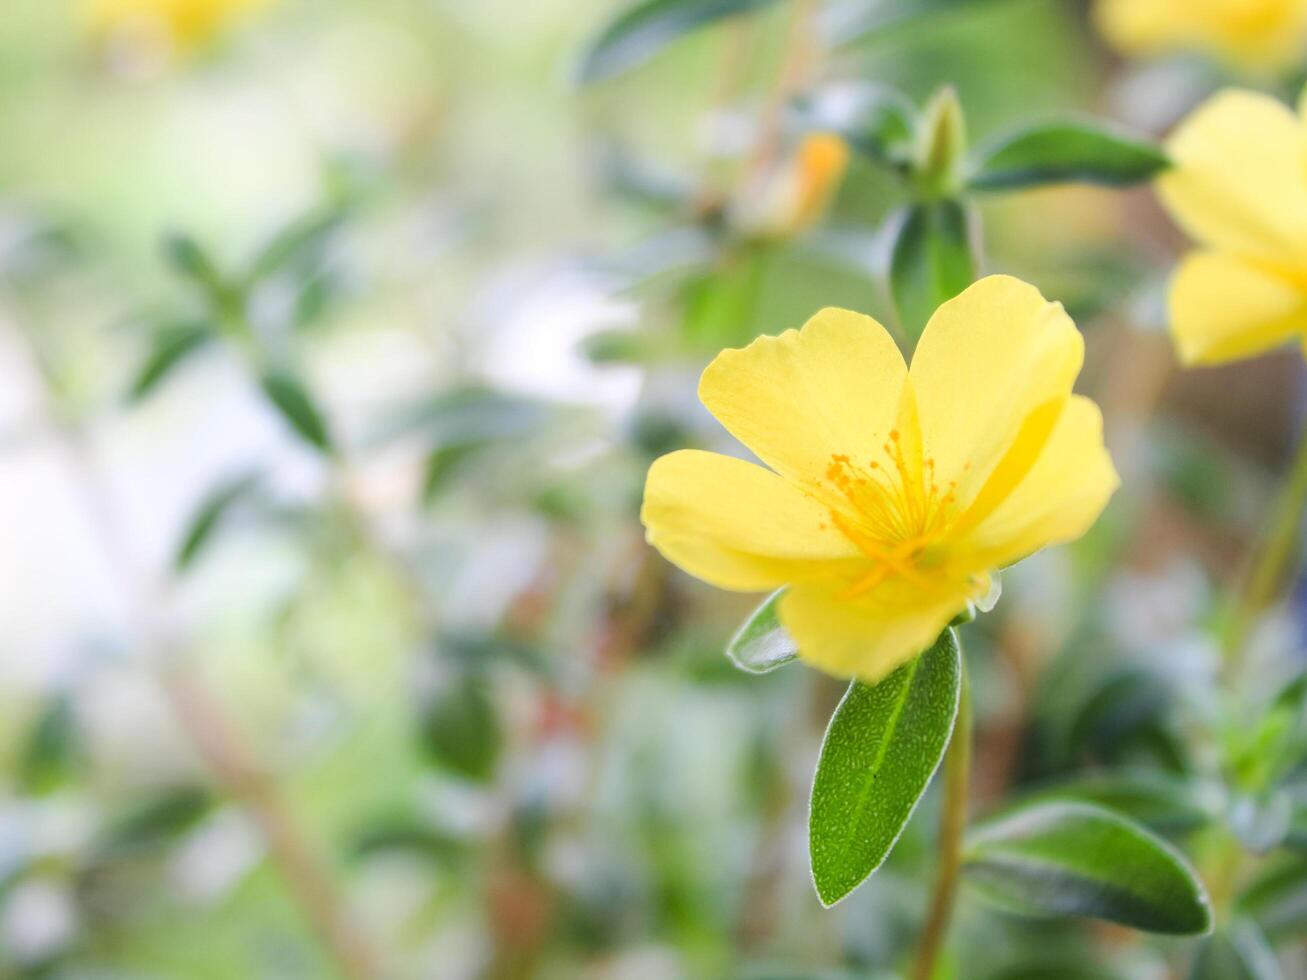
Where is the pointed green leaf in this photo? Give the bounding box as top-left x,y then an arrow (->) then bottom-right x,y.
175,470 -> 265,571
969,121 -> 1169,192
964,801 -> 1212,935
809,628 -> 961,906
888,200 -> 975,340
574,0 -> 781,85
260,368 -> 333,452
127,321 -> 215,402
726,588 -> 798,674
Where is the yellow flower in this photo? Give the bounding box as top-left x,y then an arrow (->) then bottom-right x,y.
1156,88 -> 1307,365
641,276 -> 1118,683
1095,0 -> 1307,68
788,133 -> 851,233
84,0 -> 272,55
736,132 -> 850,239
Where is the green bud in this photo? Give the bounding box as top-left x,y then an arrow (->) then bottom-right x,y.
913,86 -> 967,200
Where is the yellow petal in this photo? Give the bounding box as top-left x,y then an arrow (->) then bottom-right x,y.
1158,89 -> 1307,262
780,584 -> 967,683
1094,0 -> 1187,55
1169,249 -> 1307,365
698,307 -> 907,494
909,275 -> 1083,506
960,396 -> 1118,570
641,449 -> 858,592
1095,0 -> 1307,67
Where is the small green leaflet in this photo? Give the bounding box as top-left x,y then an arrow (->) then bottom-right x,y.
809,628 -> 961,906
726,588 -> 798,673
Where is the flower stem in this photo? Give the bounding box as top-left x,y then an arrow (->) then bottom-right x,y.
912,661 -> 972,980
1222,422 -> 1307,677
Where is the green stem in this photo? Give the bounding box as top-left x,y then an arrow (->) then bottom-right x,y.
1222,423 -> 1307,678
912,661 -> 972,980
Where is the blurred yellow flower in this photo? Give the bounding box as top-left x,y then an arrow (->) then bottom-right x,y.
641,276 -> 1117,682
788,132 -> 851,232
735,132 -> 850,239
84,0 -> 271,55
1095,0 -> 1307,68
1157,88 -> 1307,364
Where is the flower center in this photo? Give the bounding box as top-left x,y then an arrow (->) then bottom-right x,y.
823,432 -> 961,599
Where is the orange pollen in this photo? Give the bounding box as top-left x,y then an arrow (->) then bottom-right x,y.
824,440 -> 960,598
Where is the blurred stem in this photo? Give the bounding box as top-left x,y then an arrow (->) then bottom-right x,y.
1222,423 -> 1307,677
0,303 -> 384,980
912,660 -> 971,980
746,0 -> 819,181
159,671 -> 384,980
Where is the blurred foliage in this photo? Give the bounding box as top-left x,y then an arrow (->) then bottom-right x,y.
1,0 -> 1307,979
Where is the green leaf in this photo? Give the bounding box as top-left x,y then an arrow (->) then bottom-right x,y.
1029,771 -> 1212,835
1189,922 -> 1281,980
260,368 -> 333,452
420,671 -> 502,782
175,470 -> 265,571
726,588 -> 798,674
968,120 -> 1169,192
95,787 -> 213,859
821,0 -> 1006,47
246,208 -> 343,283
1239,854 -> 1307,940
127,321 -> 215,402
888,200 -> 975,340
574,0 -> 781,84
963,801 -> 1212,935
162,232 -> 239,315
809,629 -> 961,906
18,696 -> 81,795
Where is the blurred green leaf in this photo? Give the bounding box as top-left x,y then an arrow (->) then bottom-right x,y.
127,321 -> 215,402
374,385 -> 552,448
964,801 -> 1212,934
1068,667 -> 1179,768
95,787 -> 213,859
1189,921 -> 1281,980
260,368 -> 333,452
18,695 -> 80,796
1031,771 -> 1212,835
1231,674 -> 1307,793
1239,854 -> 1307,940
245,209 -> 343,284
969,120 -> 1169,191
350,817 -> 466,866
821,0 -> 1007,46
574,0 -> 781,84
420,671 -> 502,783
175,470 -> 265,571
163,232 -> 239,315
682,247 -> 772,350
984,965 -> 1125,980
726,588 -> 798,674
888,200 -> 974,340
809,628 -> 961,906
